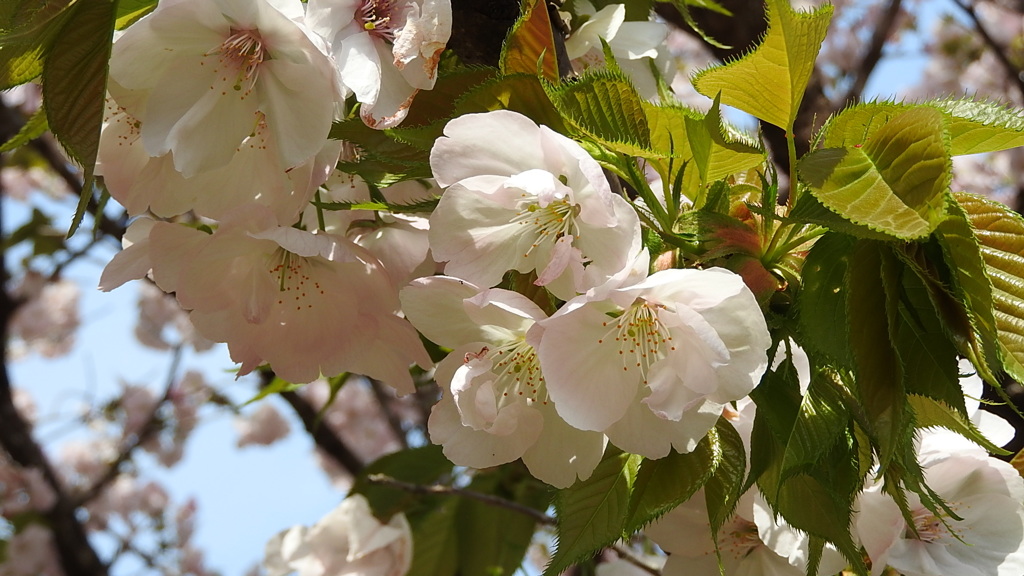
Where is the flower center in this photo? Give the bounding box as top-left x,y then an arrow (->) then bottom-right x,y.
210,29 -> 267,94
596,301 -> 675,381
486,340 -> 548,408
718,518 -> 763,560
269,251 -> 325,313
511,197 -> 580,259
358,0 -> 401,41
906,507 -> 953,543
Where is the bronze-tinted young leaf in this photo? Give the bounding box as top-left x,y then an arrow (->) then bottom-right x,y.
798,107 -> 950,240
692,0 -> 832,130
955,191 -> 1024,383
500,0 -> 560,82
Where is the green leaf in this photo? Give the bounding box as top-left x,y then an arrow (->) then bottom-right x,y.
847,240 -> 906,470
780,371 -> 850,474
908,394 -> 1010,456
623,433 -> 720,534
328,118 -> 433,186
114,0 -> 156,29
934,196 -> 1002,382
350,445 -> 454,520
0,0 -> 76,89
955,191 -> 1024,384
240,376 -> 304,407
546,68 -> 654,156
453,73 -> 565,132
0,105 -> 47,153
798,107 -> 950,240
702,420 -> 745,536
407,499 -> 460,576
500,0 -> 560,82
797,232 -> 854,365
456,471 -> 549,576
545,449 -> 640,576
929,97 -> 1024,156
692,0 -> 832,130
402,66 -> 498,127
682,96 -> 764,188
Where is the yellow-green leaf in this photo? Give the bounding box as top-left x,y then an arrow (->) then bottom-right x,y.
798,107 -> 950,240
955,191 -> 1024,383
547,68 -> 653,156
692,0 -> 832,130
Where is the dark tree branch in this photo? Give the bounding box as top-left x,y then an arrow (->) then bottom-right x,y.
259,371 -> 365,476
369,378 -> 410,450
953,0 -> 1024,103
0,153 -> 108,576
839,0 -> 905,105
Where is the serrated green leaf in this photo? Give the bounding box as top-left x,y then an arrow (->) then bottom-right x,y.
780,370 -> 850,474
930,97 -> 1024,155
667,0 -> 731,49
908,394 -> 1010,455
547,68 -> 654,156
500,0 -> 559,82
240,377 -> 304,407
935,196 -> 1002,382
545,449 -> 640,576
816,101 -> 903,148
351,445 -> 454,520
687,96 -> 763,184
408,499 -> 460,576
798,107 -> 950,240
402,66 -> 498,127
43,0 -> 115,237
798,232 -> 854,365
453,73 -> 565,131
955,191 -> 1024,384
848,240 -> 906,470
702,420 -> 745,536
623,433 -> 719,534
692,0 -> 832,130
0,105 -> 47,153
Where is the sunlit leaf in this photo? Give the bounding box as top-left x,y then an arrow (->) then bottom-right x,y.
547,68 -> 654,156
0,105 -> 47,153
798,107 -> 950,240
692,0 -> 832,129
500,0 -> 560,82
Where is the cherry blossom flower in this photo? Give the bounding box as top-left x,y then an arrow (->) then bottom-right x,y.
235,403 -> 292,447
107,0 -> 340,177
564,2 -> 673,100
264,494 -> 412,576
646,488 -> 847,576
100,206 -> 431,391
307,0 -> 452,128
429,110 -> 641,299
538,266 -> 770,458
9,272 -> 80,359
97,93 -> 341,223
856,453 -> 1024,576
401,275 -> 607,488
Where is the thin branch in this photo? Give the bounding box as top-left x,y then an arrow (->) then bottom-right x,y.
73,346 -> 183,506
839,0 -> 904,105
953,0 -> 1024,102
0,154 -> 108,575
367,473 -> 555,525
259,370 -> 366,476
611,544 -> 662,575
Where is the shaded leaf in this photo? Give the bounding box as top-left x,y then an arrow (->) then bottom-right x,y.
407,499 -> 460,576
350,445 -> 454,520
0,105 -> 47,153
500,0 -> 559,82
909,394 -> 1010,456
703,420 -> 745,536
797,231 -> 854,365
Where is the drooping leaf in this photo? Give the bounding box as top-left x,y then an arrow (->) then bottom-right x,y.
797,231 -> 854,365
328,118 -> 433,186
623,432 -> 720,534
780,370 -> 850,474
500,0 -> 560,82
453,73 -> 565,131
798,107 -> 950,240
545,449 -> 640,576
114,0 -> 156,28
702,420 -> 745,537
692,0 -> 832,130
934,197 -> 1002,383
547,68 -> 654,156
847,240 -> 906,470
402,66 -> 498,127
0,105 -> 47,153
955,191 -> 1024,384
908,394 -> 1010,456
